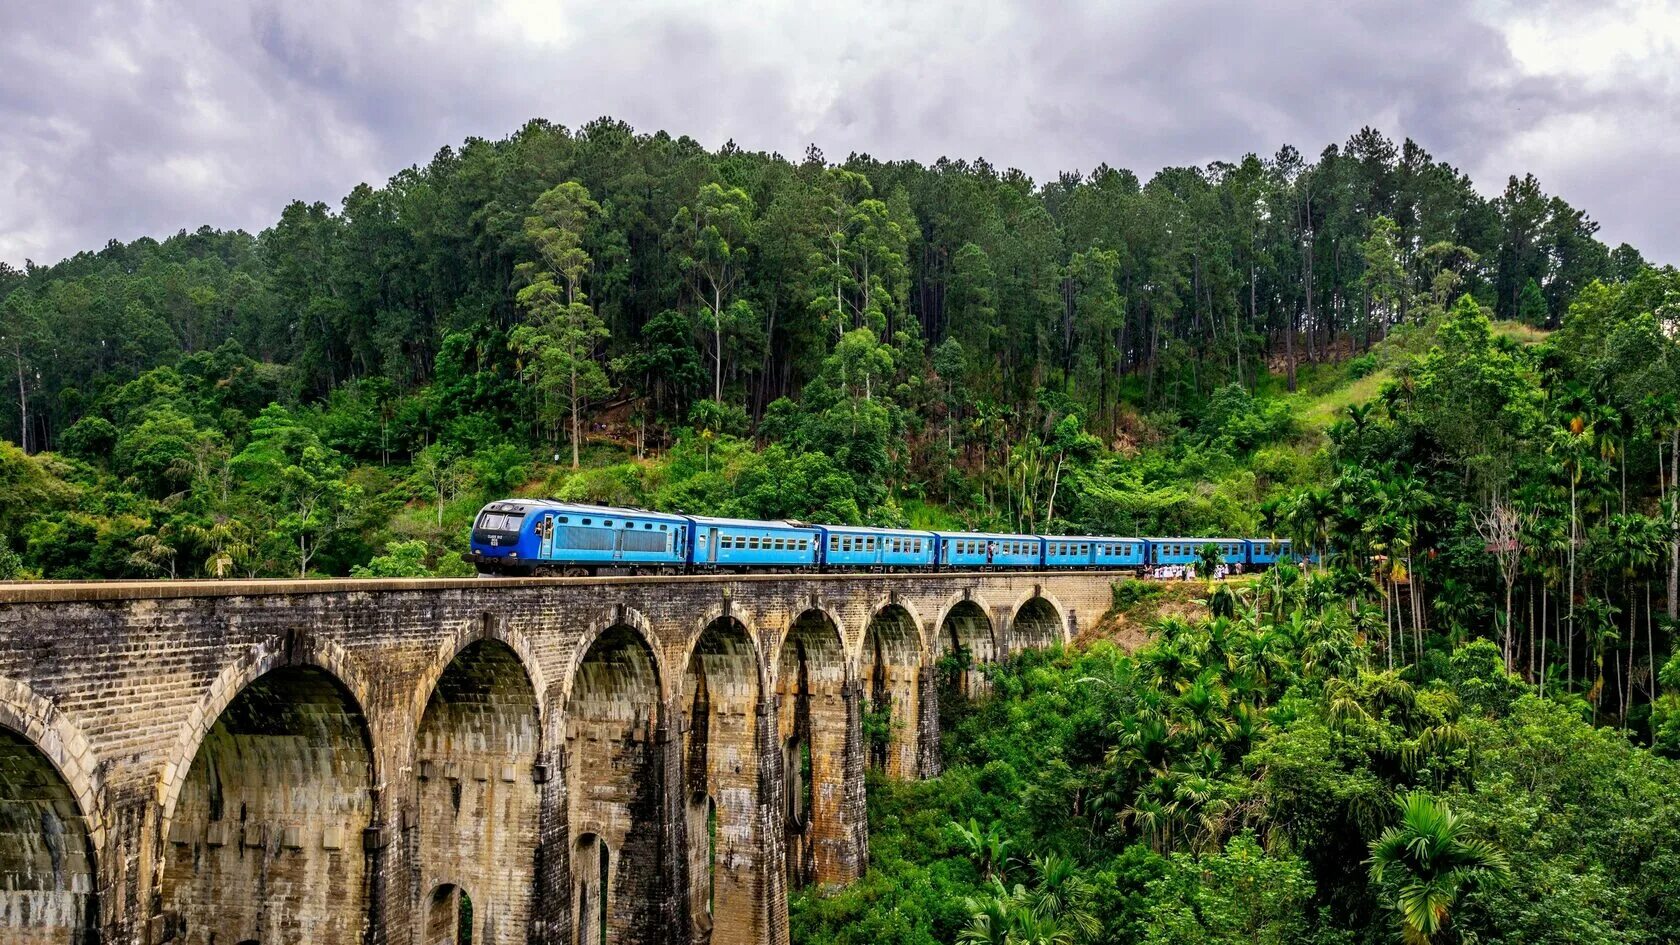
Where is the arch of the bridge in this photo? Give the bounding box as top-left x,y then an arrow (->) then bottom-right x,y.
1009,592 -> 1069,653
935,594 -> 997,698
565,620 -> 664,945
161,662 -> 376,945
775,607 -> 851,889
414,636 -> 542,945
424,882 -> 474,945
157,630 -> 382,832
409,613 -> 550,735
680,612 -> 766,945
860,601 -> 926,780
0,680 -> 101,945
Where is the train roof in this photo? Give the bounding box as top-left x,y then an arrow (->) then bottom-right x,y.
932,531 -> 1041,541
806,524 -> 937,538
1040,534 -> 1141,543
1151,536 -> 1250,543
685,514 -> 815,530
486,500 -> 690,521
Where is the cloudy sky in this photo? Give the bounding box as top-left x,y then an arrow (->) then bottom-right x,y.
3,0 -> 1678,267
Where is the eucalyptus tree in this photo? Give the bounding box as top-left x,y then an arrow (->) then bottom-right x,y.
511,181 -> 611,467
673,181 -> 756,403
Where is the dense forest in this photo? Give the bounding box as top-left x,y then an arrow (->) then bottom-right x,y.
4,116 -> 1680,941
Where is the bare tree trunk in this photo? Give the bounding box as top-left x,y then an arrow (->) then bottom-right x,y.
714,286 -> 724,403
1670,427 -> 1678,620
571,365 -> 581,469
13,353 -> 28,455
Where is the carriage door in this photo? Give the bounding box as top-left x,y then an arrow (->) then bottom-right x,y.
707,527 -> 719,563
539,515 -> 555,558
613,522 -> 625,561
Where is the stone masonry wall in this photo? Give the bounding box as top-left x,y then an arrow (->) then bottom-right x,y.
0,571 -> 1124,945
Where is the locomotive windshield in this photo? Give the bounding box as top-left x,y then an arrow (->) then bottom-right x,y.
475,510 -> 526,533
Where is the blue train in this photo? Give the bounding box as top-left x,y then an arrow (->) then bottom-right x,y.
466,499 -> 1306,577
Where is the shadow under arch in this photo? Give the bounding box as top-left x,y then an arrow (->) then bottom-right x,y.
776,607 -> 851,889
565,620 -> 663,945
156,630 -> 381,832
409,613 -> 549,737
860,602 -> 925,779
424,882 -> 475,945
1009,592 -> 1069,653
0,686 -> 102,945
160,660 -> 376,945
681,613 -> 765,945
935,597 -> 997,699
415,635 -> 542,945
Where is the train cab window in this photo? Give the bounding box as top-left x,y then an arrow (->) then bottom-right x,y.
559,516 -> 569,524
582,518 -> 592,526
603,520 -> 612,527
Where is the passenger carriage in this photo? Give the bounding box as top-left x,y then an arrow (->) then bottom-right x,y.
935,532 -> 1042,569
689,515 -> 820,570
1093,538 -> 1147,569
814,526 -> 936,570
1042,536 -> 1097,568
1248,537 -> 1296,568
1147,538 -> 1251,569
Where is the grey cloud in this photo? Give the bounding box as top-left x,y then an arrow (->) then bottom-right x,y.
1,0 -> 1676,267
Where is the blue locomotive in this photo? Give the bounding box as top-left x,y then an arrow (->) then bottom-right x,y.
465,499 -> 1306,577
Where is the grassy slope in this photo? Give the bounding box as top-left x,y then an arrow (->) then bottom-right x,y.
1281,319 -> 1551,435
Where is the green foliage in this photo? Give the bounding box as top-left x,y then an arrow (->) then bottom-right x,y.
350,539 -> 434,578
1367,791 -> 1508,944
0,534 -> 22,580
799,569 -> 1680,945
1143,835 -> 1327,945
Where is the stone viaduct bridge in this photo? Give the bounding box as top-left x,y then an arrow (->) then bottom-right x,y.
0,571 -> 1122,945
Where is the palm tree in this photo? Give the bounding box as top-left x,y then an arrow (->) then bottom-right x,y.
951,818 -> 1014,880
1367,791 -> 1507,945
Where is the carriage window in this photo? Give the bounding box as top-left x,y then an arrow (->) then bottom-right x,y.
745,537 -> 756,549
603,520 -> 612,527
1080,544 -> 1089,554
776,538 -> 787,550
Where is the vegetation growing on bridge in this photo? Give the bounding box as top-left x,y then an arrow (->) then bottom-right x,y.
793,570 -> 1680,945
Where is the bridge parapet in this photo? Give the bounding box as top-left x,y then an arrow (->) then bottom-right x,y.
0,571 -> 1124,945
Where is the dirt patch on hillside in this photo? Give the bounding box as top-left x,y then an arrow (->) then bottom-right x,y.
1074,578 -> 1213,651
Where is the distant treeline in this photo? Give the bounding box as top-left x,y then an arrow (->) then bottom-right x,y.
0,118 -> 1642,453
